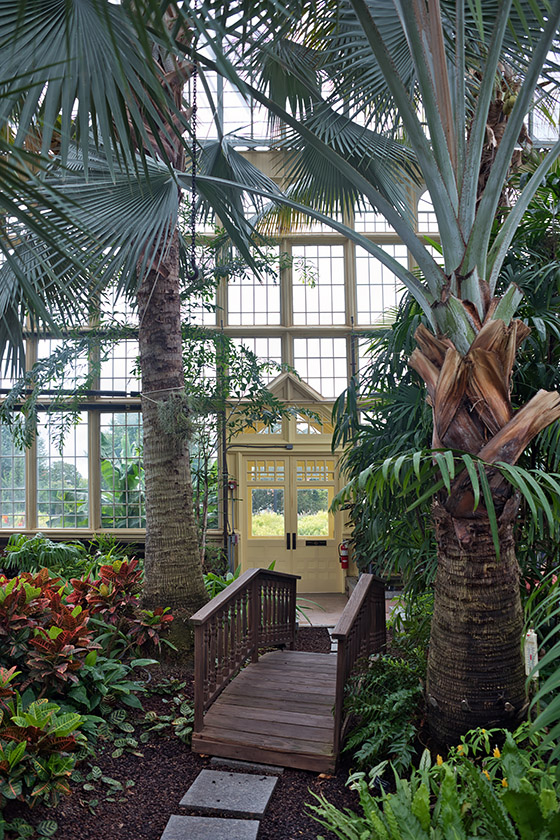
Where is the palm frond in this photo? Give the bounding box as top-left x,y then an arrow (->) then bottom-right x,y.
0,0 -> 187,172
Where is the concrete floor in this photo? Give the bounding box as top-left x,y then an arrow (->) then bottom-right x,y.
298,593 -> 348,627
298,591 -> 399,627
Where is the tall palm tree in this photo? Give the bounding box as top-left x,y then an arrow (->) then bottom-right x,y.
190,0 -> 560,740
0,1 -> 281,649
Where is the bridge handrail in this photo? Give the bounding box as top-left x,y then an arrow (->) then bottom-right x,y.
331,574 -> 386,755
190,567 -> 299,733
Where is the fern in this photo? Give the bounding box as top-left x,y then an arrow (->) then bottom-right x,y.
343,656 -> 424,772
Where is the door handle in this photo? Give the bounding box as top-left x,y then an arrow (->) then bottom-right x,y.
292,532 -> 296,550
286,532 -> 291,550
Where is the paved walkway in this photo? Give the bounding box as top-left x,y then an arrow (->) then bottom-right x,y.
160,760 -> 284,840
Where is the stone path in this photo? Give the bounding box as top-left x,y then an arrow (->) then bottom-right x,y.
159,761 -> 284,840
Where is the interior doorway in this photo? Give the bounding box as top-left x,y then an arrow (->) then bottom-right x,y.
239,454 -> 344,593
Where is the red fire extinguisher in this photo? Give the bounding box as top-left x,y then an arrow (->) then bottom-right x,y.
338,540 -> 349,569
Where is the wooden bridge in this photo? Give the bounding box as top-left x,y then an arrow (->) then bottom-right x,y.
190,568 -> 386,772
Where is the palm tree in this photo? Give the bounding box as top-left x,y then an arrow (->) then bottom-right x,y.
189,0 -> 560,741
0,1 -> 280,649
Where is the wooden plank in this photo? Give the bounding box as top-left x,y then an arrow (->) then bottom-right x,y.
205,710 -> 333,743
258,656 -> 336,668
207,692 -> 335,715
253,661 -> 337,676
211,701 -> 334,729
199,724 -> 333,756
259,651 -> 335,665
226,668 -> 336,689
191,736 -> 335,773
223,685 -> 335,707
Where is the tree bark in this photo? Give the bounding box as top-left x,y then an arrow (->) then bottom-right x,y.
138,230 -> 208,654
410,320 -> 560,742
426,502 -> 526,744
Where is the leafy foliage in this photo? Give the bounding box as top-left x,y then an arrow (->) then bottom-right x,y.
0,694 -> 85,809
389,591 -> 434,658
0,570 -> 100,697
67,558 -> 174,656
523,572 -> 560,762
309,727 -> 560,840
343,653 -> 425,774
203,565 -> 242,599
2,534 -> 89,578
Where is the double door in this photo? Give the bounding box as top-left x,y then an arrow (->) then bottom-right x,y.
240,454 -> 343,593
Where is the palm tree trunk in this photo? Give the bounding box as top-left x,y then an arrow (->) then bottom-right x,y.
426,501 -> 526,743
138,230 -> 208,653
410,320 -> 560,742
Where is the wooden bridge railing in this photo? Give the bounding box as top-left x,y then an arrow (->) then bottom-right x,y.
331,574 -> 386,756
190,568 -> 299,733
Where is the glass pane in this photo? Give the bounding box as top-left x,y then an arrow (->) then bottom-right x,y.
296,459 -> 335,482
250,488 -> 284,537
246,459 -> 285,483
355,244 -> 408,325
37,339 -> 89,391
37,413 -> 89,528
292,244 -> 345,325
0,424 -> 26,529
99,340 -> 140,394
227,247 -> 281,326
355,199 -> 395,233
297,488 -> 331,537
100,413 -> 145,528
292,337 -> 348,399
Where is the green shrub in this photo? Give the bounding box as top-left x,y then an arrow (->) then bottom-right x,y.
2,534 -> 89,578
343,653 -> 425,773
297,511 -> 329,536
204,565 -> 241,599
67,558 -> 174,657
388,590 -> 433,656
523,571 -> 560,761
309,727 -> 560,840
250,511 -> 284,536
0,694 -> 85,810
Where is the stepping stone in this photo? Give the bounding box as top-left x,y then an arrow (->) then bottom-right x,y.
210,757 -> 284,775
161,815 -> 259,840
180,769 -> 278,818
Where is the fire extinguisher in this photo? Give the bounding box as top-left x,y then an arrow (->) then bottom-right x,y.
338,540 -> 349,569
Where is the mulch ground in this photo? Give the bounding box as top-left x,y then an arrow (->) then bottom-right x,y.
17,628 -> 359,840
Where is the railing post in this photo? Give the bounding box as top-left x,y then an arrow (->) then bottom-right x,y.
194,624 -> 205,733
250,574 -> 260,662
289,577 -> 297,649
333,634 -> 346,757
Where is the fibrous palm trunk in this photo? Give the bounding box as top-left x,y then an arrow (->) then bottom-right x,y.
138,229 -> 208,652
136,11 -> 208,650
410,319 -> 560,743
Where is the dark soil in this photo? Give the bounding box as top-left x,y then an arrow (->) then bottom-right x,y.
17,628 -> 359,840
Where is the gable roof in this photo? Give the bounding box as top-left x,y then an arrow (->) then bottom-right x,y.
266,371 -> 326,403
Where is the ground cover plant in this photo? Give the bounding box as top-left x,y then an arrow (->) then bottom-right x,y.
309,725 -> 560,839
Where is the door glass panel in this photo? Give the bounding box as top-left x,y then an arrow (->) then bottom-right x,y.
247,459 -> 285,482
296,459 -> 335,482
250,488 -> 285,537
297,488 -> 332,537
